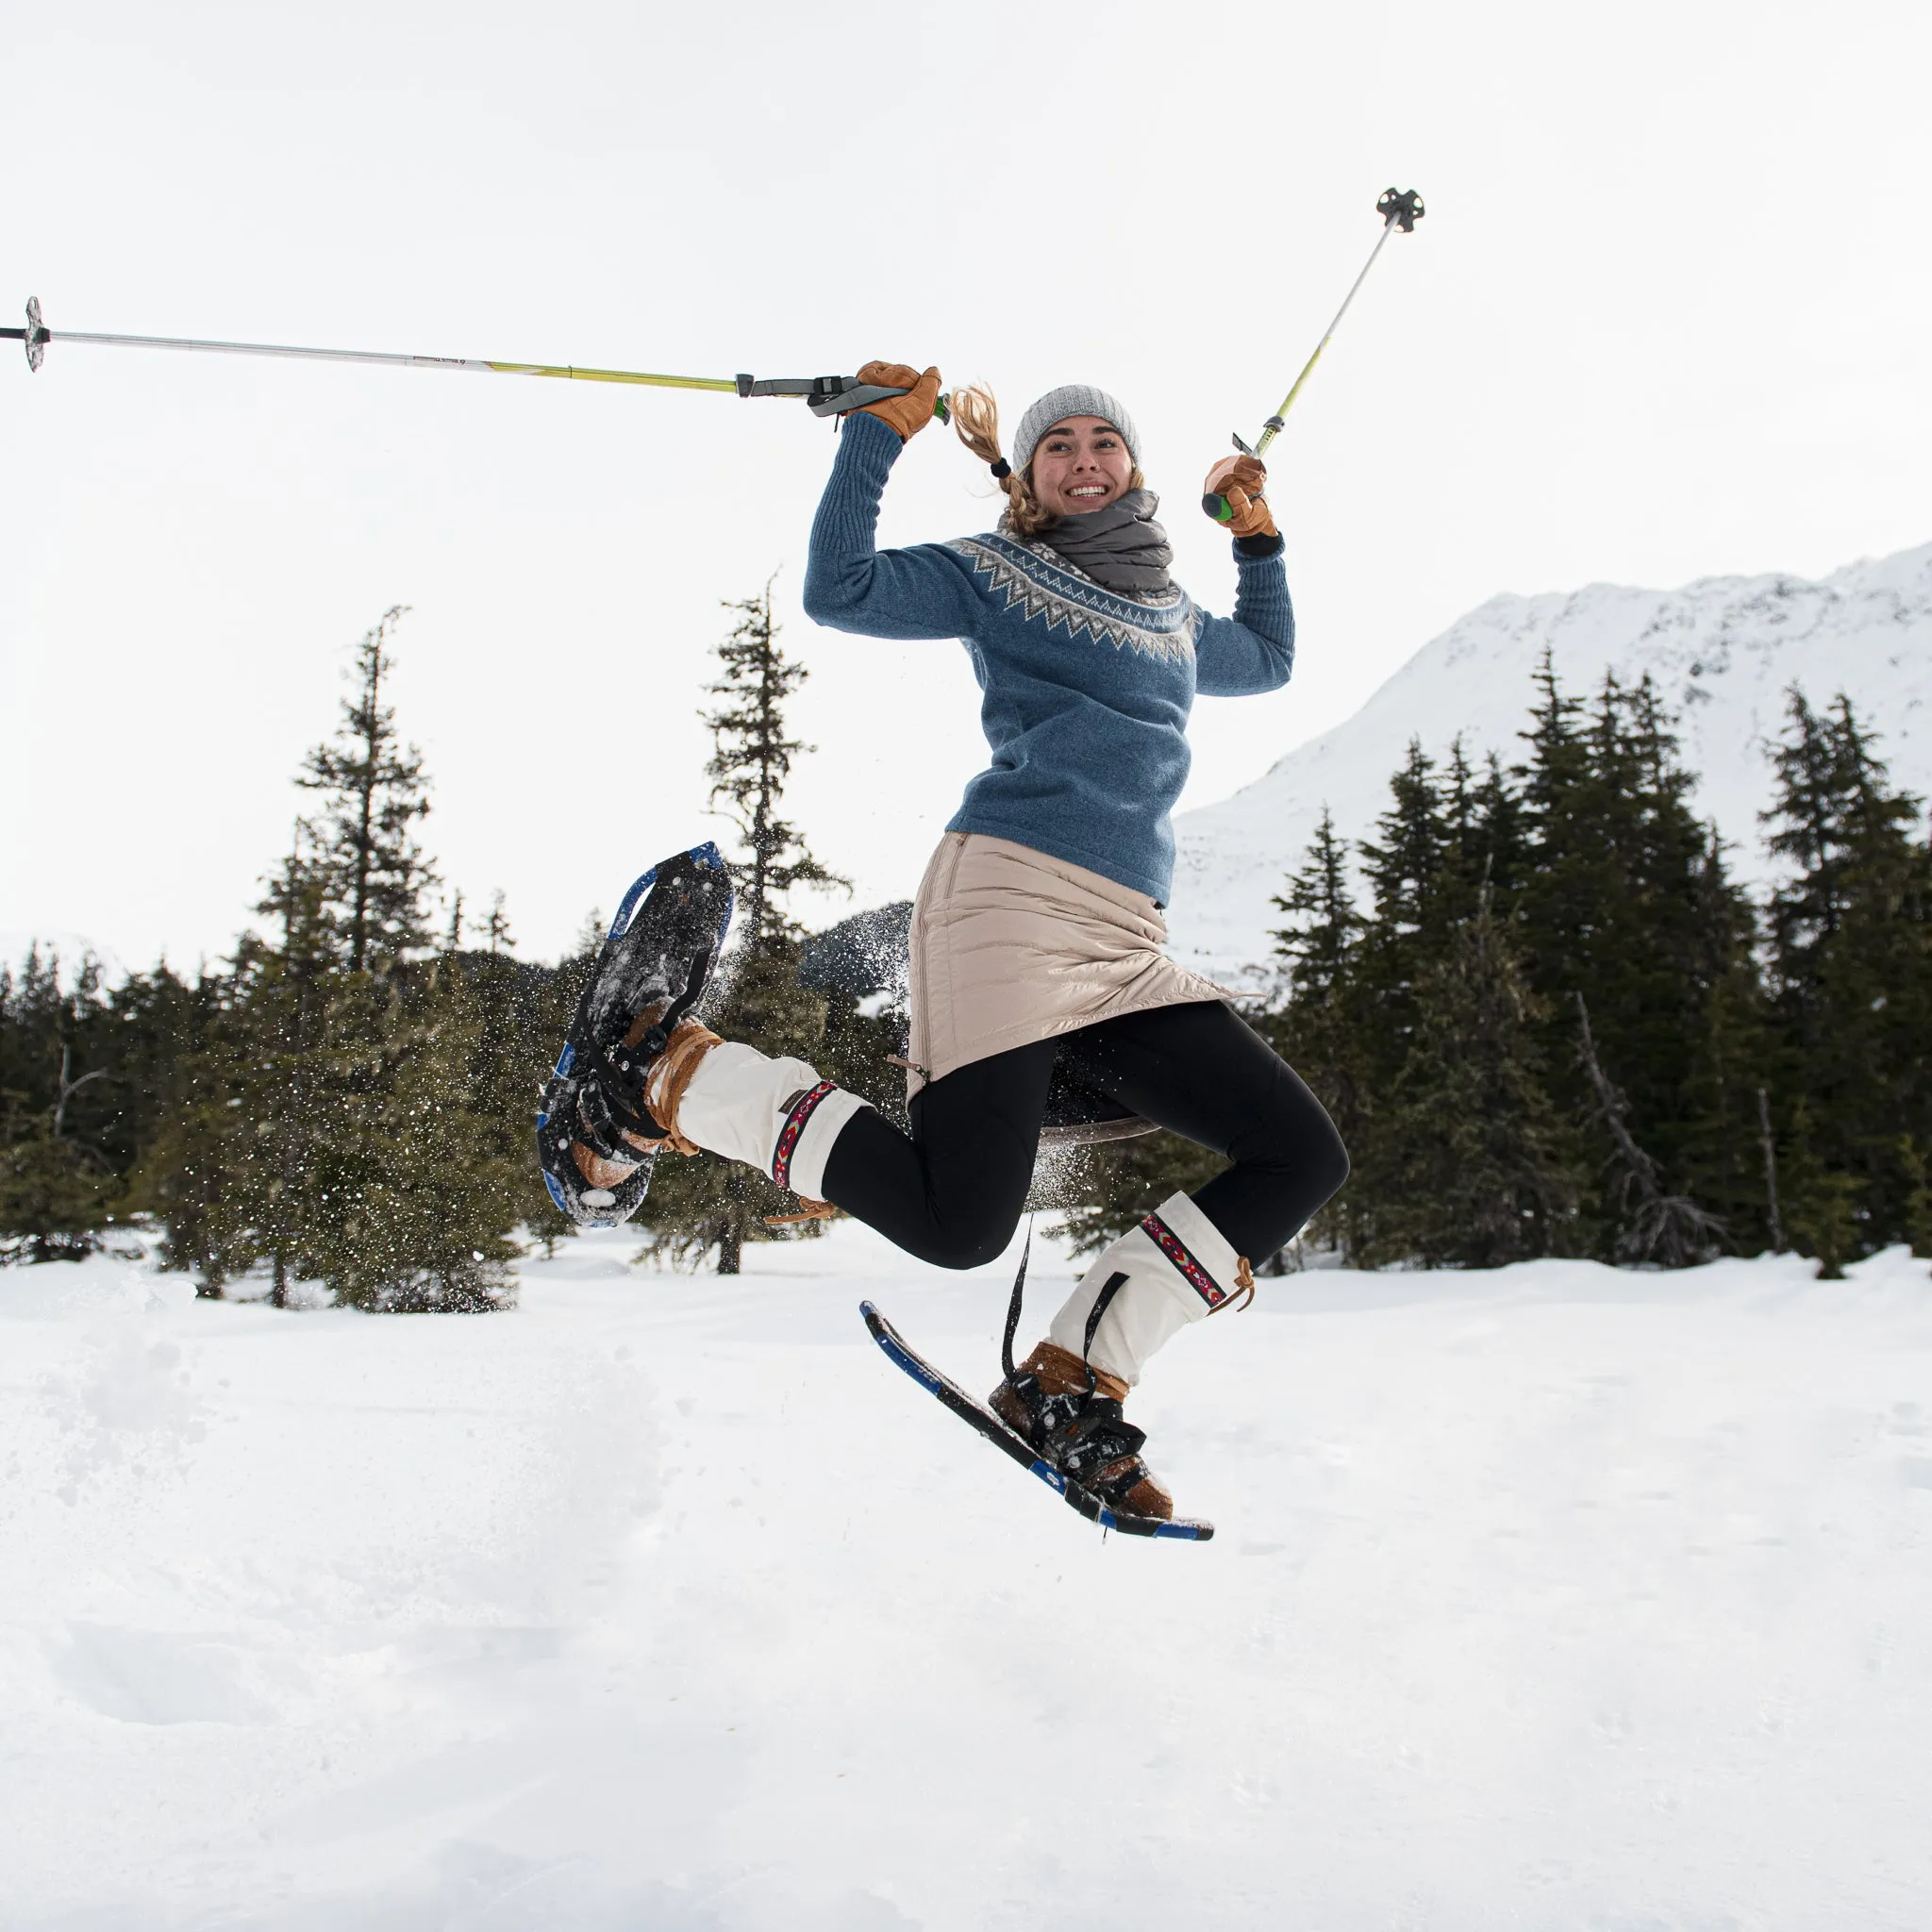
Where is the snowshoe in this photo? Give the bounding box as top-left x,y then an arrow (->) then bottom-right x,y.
859,1302 -> 1211,1541
989,1341 -> 1174,1522
536,842 -> 735,1228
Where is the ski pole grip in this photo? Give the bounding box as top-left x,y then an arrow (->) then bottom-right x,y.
1202,491 -> 1237,525
740,373 -> 950,423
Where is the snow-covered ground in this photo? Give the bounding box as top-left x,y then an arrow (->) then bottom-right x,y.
5,1223 -> 1930,1929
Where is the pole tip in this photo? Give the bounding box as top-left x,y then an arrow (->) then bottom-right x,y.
1376,188 -> 1425,232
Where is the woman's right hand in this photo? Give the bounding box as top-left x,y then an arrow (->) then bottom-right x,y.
853,360 -> 942,441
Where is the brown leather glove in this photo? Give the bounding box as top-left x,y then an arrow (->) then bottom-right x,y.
854,360 -> 942,441
1202,453 -> 1277,541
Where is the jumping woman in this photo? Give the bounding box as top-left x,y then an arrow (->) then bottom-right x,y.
553,360 -> 1350,1522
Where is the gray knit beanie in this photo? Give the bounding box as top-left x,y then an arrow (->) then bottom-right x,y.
1009,384 -> 1141,478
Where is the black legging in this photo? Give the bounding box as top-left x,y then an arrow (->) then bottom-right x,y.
821,999 -> 1348,1270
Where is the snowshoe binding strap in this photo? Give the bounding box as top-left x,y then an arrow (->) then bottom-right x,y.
1045,1399 -> 1157,1509
573,1071 -> 658,1166
992,1370 -> 1091,1457
591,1015 -> 720,1158
597,949 -> 711,1094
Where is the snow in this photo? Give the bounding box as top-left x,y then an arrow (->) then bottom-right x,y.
1168,540 -> 1932,985
5,1223 -> 1931,1928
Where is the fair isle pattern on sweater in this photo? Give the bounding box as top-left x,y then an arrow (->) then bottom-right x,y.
947,533 -> 1202,666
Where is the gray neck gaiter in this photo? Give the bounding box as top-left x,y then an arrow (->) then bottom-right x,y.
1031,489 -> 1174,596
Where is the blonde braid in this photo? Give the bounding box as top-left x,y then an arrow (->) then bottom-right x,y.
951,382 -> 1057,540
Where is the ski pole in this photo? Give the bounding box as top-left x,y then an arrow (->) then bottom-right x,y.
1204,186 -> 1424,523
0,297 -> 948,423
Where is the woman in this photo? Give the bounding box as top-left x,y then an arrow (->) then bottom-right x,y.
568,359 -> 1349,1520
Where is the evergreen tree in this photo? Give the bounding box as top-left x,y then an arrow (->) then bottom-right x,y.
485,890 -> 514,954
130,969 -> 260,1294
454,915 -> 582,1257
299,606 -> 438,973
1345,741 -> 1462,1256
99,962 -> 212,1178
636,583 -> 850,1273
1471,748 -> 1534,907
703,581 -> 845,939
1761,691 -> 1932,1264
0,949 -> 121,1262
1574,991 -> 1724,1266
1672,825 -> 1776,1248
138,616 -> 536,1307
303,954 -> 522,1310
1511,657 -> 1741,1257
245,838 -> 352,1303
1372,880 -> 1576,1267
1267,809 -> 1367,1259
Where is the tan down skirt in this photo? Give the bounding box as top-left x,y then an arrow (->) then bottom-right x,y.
904,832 -> 1234,1100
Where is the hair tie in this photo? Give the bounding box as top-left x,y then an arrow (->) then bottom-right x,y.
990,458 -> 1011,480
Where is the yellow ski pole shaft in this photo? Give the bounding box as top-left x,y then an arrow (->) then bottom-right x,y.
1205,187 -> 1424,523
2,299 -> 949,420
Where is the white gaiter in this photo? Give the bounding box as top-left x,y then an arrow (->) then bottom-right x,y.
674,1041 -> 871,1200
1048,1191 -> 1247,1387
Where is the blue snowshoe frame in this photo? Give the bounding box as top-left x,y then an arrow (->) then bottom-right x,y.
536,841 -> 735,1228
861,1301 -> 1213,1541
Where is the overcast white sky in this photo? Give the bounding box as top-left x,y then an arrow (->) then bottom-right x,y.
4,0 -> 1928,972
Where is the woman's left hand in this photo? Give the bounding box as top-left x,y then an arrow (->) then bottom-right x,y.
1203,454 -> 1277,541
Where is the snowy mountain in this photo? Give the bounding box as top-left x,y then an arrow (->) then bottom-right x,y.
1166,541 -> 1932,985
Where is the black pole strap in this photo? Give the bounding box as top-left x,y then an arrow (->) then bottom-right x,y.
1079,1272 -> 1129,1397
1001,1218 -> 1033,1381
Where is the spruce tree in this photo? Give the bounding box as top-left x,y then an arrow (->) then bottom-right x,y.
636,583 -> 849,1274
100,963 -> 210,1178
1373,880 -> 1576,1268
1672,825 -> 1775,1248
1511,658 -> 1740,1257
137,839 -> 360,1301
704,581 -> 845,939
1267,809 -> 1367,1259
0,949 -> 122,1262
308,954 -> 521,1311
243,837 -> 351,1303
1761,691 -> 1932,1263
1345,741 -> 1458,1256
139,616 -> 533,1307
131,969 -> 261,1294
448,907 -> 580,1259
299,606 -> 438,974
1574,991 -> 1724,1266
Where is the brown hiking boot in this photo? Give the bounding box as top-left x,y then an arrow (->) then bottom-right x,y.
570,1011 -> 722,1189
989,1341 -> 1174,1522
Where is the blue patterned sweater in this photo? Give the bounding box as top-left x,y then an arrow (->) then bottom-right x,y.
802,411 -> 1296,905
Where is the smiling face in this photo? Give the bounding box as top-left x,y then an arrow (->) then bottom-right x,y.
1027,415 -> 1136,518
